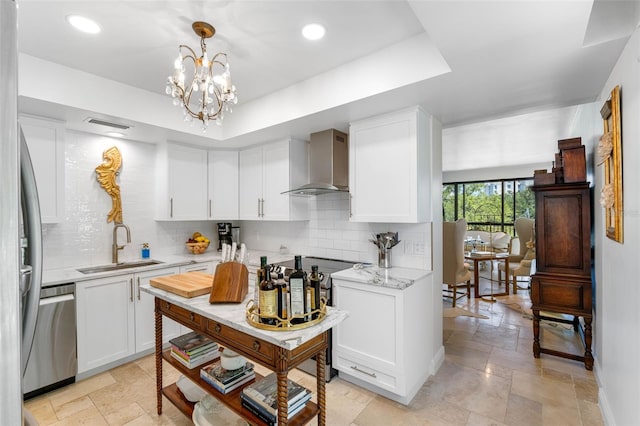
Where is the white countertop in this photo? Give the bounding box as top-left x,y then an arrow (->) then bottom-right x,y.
331,265 -> 432,289
140,284 -> 348,351
41,250 -> 293,287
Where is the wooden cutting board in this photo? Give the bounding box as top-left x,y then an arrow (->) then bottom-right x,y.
150,272 -> 213,298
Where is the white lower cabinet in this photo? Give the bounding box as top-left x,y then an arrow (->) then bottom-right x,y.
76,267 -> 179,374
179,261 -> 217,274
135,268 -> 182,352
177,262 -> 218,333
332,268 -> 438,405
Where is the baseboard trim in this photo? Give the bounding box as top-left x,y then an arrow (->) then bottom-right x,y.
594,358 -> 615,426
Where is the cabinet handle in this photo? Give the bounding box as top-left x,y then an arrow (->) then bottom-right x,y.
257,198 -> 261,217
136,277 -> 141,300
164,302 -> 170,310
260,198 -> 265,217
351,365 -> 376,378
252,341 -> 261,352
214,324 -> 221,333
170,197 -> 174,218
129,278 -> 134,302
209,199 -> 212,217
189,313 -> 195,322
349,194 -> 353,218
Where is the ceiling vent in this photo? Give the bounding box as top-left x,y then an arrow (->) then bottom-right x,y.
84,118 -> 132,130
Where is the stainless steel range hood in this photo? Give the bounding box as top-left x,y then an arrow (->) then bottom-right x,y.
283,129 -> 349,196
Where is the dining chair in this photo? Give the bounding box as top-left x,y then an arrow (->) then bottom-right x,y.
498,217 -> 535,293
443,219 -> 472,307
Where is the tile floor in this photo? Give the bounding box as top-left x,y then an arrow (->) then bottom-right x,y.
25,276 -> 603,426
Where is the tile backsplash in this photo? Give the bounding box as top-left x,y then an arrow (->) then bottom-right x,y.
240,193 -> 431,269
42,131 -> 431,271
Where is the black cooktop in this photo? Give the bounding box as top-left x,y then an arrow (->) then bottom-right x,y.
273,256 -> 357,288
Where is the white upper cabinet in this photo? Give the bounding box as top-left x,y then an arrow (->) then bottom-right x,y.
238,145 -> 262,219
156,143 -> 208,220
349,106 -> 433,223
19,115 -> 65,223
238,138 -> 308,221
207,150 -> 239,220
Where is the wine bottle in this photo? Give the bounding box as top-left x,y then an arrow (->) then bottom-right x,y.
254,256 -> 267,313
289,255 -> 308,324
309,265 -> 321,320
275,272 -> 288,322
259,265 -> 277,325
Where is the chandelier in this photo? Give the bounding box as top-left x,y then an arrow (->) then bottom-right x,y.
166,21 -> 238,130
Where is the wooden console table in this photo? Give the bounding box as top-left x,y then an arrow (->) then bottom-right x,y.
143,284 -> 347,425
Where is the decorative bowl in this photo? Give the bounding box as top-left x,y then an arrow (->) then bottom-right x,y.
176,375 -> 206,402
186,242 -> 209,254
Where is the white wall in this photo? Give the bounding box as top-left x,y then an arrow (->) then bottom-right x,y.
442,101 -> 601,183
239,193 -> 432,270
41,130 -> 217,270
443,162 -> 548,183
42,128 -> 432,271
592,28 -> 640,426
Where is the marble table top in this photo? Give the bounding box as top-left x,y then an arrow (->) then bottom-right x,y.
141,283 -> 348,351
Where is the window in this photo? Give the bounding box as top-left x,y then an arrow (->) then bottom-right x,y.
442,178 -> 535,235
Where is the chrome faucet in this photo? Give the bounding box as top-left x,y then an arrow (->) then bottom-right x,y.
112,223 -> 131,264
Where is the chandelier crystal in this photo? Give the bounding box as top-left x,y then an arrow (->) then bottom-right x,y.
166,21 -> 238,130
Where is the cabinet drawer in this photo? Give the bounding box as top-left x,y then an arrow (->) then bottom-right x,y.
205,319 -> 275,365
158,301 -> 204,329
531,274 -> 592,314
334,353 -> 397,392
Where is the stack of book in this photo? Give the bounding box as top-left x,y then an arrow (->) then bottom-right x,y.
240,373 -> 312,425
200,360 -> 255,394
169,331 -> 219,369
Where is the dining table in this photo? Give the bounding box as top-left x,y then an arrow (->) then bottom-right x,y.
464,251 -> 510,300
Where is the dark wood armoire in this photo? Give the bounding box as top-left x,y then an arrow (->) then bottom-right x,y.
531,152 -> 594,370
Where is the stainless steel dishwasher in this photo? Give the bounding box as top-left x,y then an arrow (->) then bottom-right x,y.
23,283 -> 77,399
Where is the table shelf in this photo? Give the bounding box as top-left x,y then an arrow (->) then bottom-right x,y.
154,297 -> 329,425
161,350 -> 319,425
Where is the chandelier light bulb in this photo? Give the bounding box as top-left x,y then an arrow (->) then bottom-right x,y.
202,52 -> 210,69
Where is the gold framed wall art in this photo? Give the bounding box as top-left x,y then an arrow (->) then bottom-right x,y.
599,85 -> 623,243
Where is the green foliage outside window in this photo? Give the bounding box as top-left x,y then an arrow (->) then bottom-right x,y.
442,179 -> 535,235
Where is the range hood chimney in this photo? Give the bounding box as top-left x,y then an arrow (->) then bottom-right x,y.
283,129 -> 348,196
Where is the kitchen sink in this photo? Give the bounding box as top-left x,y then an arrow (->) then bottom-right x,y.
77,260 -> 164,274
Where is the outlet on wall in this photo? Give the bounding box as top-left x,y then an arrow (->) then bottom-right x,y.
404,240 -> 414,255
414,241 -> 425,255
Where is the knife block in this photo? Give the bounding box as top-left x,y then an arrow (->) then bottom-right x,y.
209,261 -> 249,304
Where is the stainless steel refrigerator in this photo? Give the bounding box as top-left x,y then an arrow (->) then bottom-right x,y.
1,1 -> 43,423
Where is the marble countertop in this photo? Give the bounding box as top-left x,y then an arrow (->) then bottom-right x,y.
331,265 -> 432,289
141,284 -> 348,351
42,250 -> 293,287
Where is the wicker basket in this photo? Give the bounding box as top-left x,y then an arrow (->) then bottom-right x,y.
185,242 -> 209,254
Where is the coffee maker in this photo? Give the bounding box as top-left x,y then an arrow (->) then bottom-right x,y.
217,222 -> 232,251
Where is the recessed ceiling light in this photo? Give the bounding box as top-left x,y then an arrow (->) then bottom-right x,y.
66,15 -> 101,34
302,23 -> 325,41
105,131 -> 125,138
